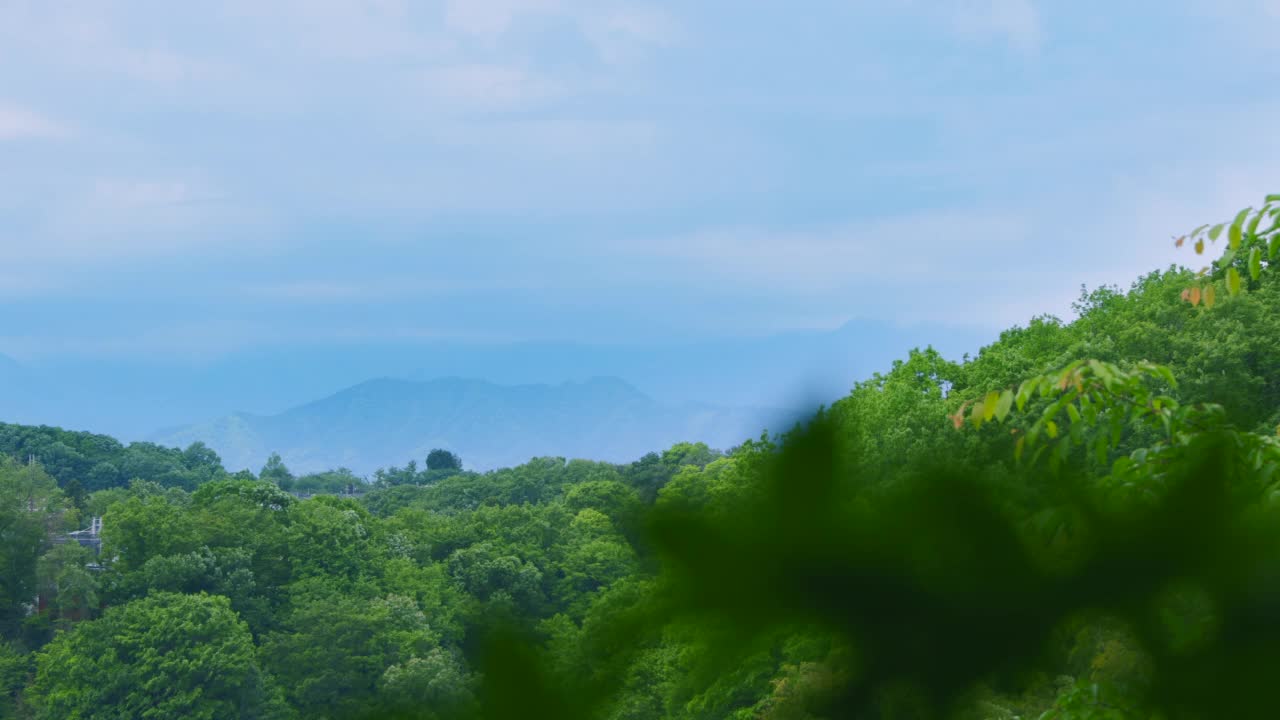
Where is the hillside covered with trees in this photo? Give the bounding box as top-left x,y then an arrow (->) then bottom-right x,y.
2,197 -> 1279,718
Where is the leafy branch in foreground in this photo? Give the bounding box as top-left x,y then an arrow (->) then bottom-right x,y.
1176,193 -> 1280,305
950,360 -> 1184,465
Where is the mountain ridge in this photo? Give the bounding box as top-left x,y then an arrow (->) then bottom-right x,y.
152,375 -> 783,476
0,319 -> 989,441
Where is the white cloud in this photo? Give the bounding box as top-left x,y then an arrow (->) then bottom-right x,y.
0,104 -> 70,140
90,178 -> 193,209
0,175 -> 278,265
442,0 -> 679,62
949,0 -> 1043,53
426,116 -> 657,156
620,211 -> 1031,294
1188,0 -> 1280,49
420,63 -> 562,110
0,4 -> 232,87
443,0 -> 564,41
220,0 -> 451,62
580,5 -> 681,63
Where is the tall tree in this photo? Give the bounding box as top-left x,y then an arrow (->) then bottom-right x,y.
0,459 -> 69,638
259,453 -> 294,488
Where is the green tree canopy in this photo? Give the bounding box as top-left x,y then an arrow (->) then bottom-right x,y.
29,592 -> 286,720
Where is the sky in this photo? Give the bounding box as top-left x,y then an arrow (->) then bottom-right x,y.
1,0 -> 1278,361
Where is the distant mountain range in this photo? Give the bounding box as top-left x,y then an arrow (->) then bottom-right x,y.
151,376 -> 789,475
0,319 -> 990,443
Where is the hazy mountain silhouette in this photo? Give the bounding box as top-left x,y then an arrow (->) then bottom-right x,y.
0,319 -> 988,443
152,376 -> 786,475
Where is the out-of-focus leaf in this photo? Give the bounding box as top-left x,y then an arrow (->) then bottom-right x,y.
983,391 -> 999,422
994,390 -> 1014,422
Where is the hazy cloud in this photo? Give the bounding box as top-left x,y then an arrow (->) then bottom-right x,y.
0,104 -> 71,140
421,63 -> 564,110
0,0 -> 1276,356
953,0 -> 1043,53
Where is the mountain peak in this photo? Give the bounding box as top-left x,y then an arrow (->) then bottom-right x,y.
151,375 -> 765,475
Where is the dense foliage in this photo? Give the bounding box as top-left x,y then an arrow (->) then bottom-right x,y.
0,424 -> 235,502
1,196 -> 1278,718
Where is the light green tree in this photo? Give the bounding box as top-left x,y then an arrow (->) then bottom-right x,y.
29,592 -> 288,720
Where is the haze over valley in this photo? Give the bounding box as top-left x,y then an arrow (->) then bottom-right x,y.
1,318 -> 986,474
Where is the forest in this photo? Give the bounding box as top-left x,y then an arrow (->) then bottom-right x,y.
2,195 -> 1280,719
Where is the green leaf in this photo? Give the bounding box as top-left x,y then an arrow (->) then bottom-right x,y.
1204,283 -> 1216,308
1069,419 -> 1084,444
1208,223 -> 1225,241
994,390 -> 1014,422
1220,248 -> 1237,267
1052,438 -> 1069,466
1042,396 -> 1066,422
1227,266 -> 1242,296
1088,360 -> 1111,381
1250,246 -> 1262,281
1082,397 -> 1098,425
1247,208 -> 1264,235
1066,403 -> 1082,424
1228,206 -> 1249,244
970,401 -> 986,429
1045,420 -> 1059,439
1271,233 -> 1280,261
1030,446 -> 1047,467
1267,194 -> 1280,203
1015,381 -> 1032,412
1110,412 -> 1125,446
983,391 -> 999,421
1014,436 -> 1026,463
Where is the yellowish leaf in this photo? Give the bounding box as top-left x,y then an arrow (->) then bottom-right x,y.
983,391 -> 999,421
970,402 -> 986,429
994,390 -> 1014,422
1227,267 -> 1242,296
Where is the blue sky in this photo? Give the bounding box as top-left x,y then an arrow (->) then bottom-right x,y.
1,0 -> 1277,360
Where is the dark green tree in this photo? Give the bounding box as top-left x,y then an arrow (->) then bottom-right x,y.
426,449 -> 463,472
